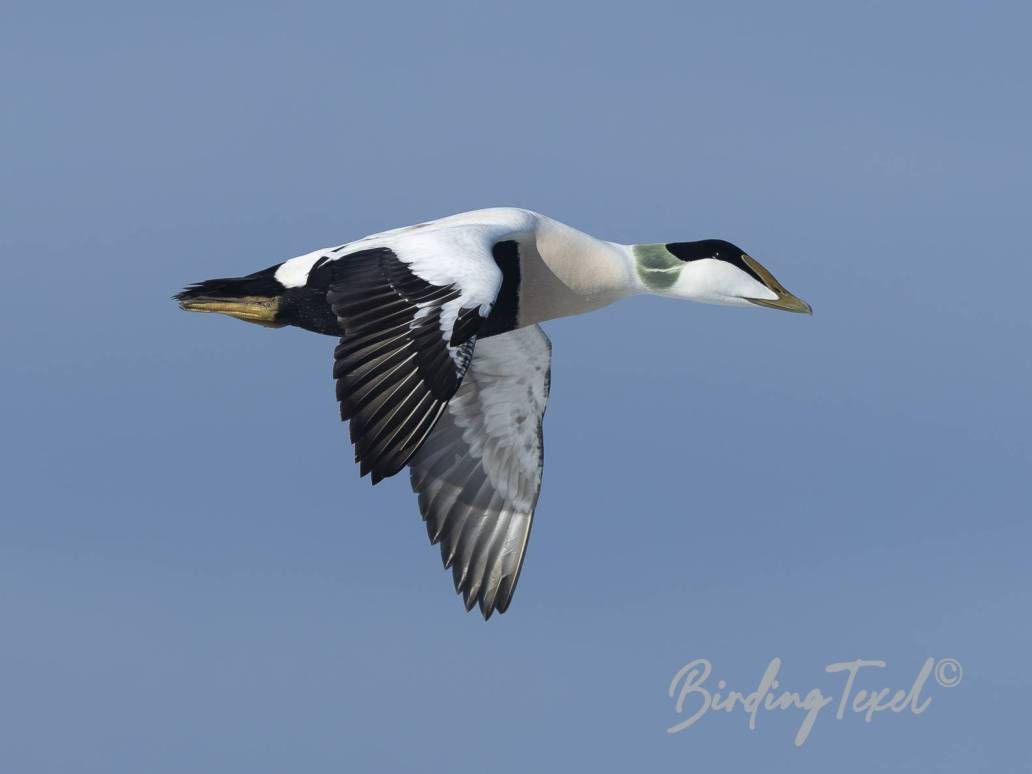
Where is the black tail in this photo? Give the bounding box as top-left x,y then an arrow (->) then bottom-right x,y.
175,263 -> 283,305
176,262 -> 340,335
175,264 -> 286,328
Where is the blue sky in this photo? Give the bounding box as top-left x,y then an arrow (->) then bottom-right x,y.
2,1 -> 1030,770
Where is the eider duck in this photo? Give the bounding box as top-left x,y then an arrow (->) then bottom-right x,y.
176,208 -> 810,618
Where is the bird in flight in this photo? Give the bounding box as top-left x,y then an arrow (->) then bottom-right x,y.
177,208 -> 810,618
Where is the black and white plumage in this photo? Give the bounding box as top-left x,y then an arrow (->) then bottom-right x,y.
329,247 -> 483,483
177,207 -> 810,618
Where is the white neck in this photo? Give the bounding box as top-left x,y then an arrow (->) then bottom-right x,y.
516,215 -> 639,325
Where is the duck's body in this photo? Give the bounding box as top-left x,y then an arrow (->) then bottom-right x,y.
177,207 -> 810,618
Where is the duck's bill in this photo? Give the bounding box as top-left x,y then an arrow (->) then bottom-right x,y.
746,292 -> 813,314
741,254 -> 813,315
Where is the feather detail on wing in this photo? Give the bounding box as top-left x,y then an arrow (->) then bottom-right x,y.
408,325 -> 552,618
329,247 -> 491,483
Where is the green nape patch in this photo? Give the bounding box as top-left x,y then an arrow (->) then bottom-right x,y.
633,244 -> 683,290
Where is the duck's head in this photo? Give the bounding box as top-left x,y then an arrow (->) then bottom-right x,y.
632,240 -> 811,314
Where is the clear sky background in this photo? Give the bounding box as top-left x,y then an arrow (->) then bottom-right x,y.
2,1 -> 1030,771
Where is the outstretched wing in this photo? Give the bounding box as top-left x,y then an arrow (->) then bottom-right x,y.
408,324 -> 552,619
329,246 -> 497,484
